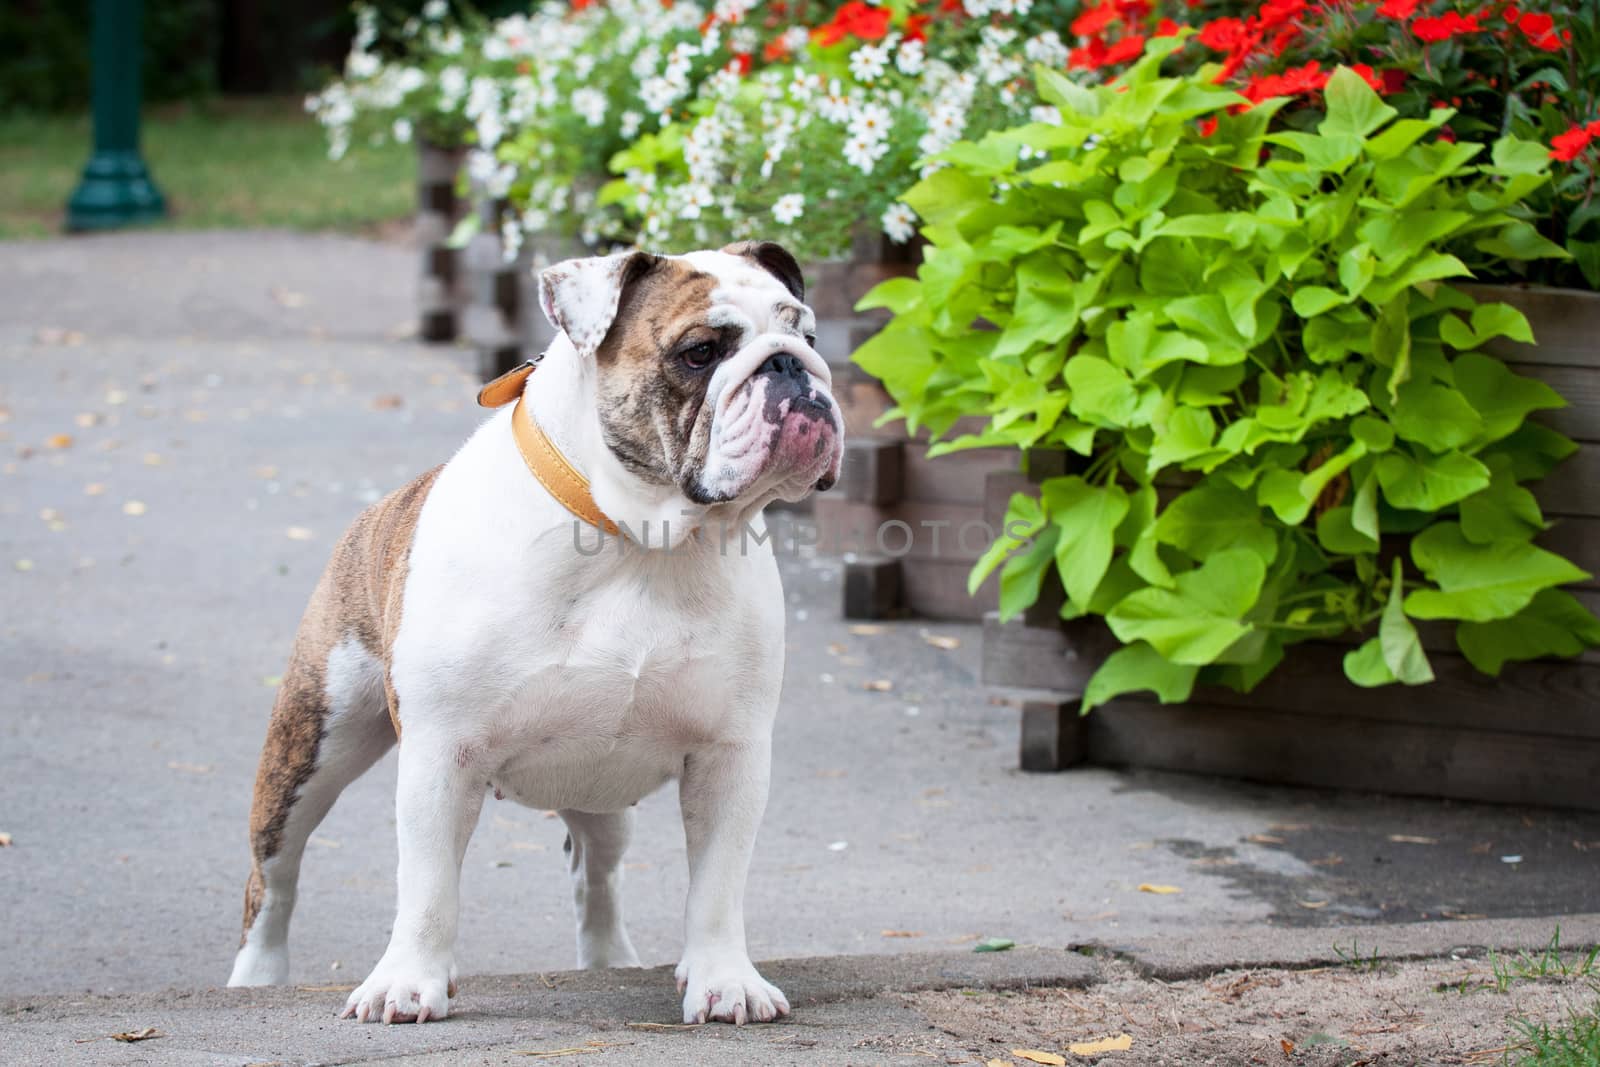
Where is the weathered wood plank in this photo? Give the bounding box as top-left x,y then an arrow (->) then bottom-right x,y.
1536,443 -> 1600,519
843,557 -> 903,620
901,443 -> 1018,506
981,614 -> 1119,693
898,556 -> 998,620
1539,520 -> 1600,590
1083,698 -> 1600,810
812,498 -> 992,562
840,438 -> 904,506
1460,284 -> 1600,370
1523,364 -> 1600,444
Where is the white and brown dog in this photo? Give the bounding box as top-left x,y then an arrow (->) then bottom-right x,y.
226,242 -> 843,1026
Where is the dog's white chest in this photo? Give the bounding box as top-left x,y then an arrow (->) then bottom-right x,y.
482,586 -> 757,814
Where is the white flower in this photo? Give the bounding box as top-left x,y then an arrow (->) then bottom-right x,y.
882,202 -> 917,243
843,134 -> 889,173
895,39 -> 925,76
848,101 -> 892,143
572,87 -> 608,127
437,28 -> 464,55
475,108 -> 505,149
730,25 -> 759,54
783,25 -> 811,52
619,110 -> 643,138
438,66 -> 467,109
345,51 -> 380,80
423,0 -> 449,20
848,43 -> 889,84
1029,105 -> 1062,126
1024,30 -> 1068,68
501,216 -> 524,263
772,193 -> 805,225
392,117 -> 414,144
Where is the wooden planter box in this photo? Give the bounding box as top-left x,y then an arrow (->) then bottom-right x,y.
981,285 -> 1600,810
416,140 -> 468,343
808,234 -> 1019,620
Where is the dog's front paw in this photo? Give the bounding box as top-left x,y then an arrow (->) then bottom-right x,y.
340,953 -> 457,1024
675,952 -> 790,1025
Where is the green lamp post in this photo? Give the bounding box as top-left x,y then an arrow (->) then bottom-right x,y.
66,0 -> 167,231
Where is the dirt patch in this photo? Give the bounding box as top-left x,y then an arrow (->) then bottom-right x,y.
908,958 -> 1598,1066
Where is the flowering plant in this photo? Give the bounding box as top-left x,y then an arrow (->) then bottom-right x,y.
599,1 -> 1076,260
1053,0 -> 1600,286
856,52 -> 1599,702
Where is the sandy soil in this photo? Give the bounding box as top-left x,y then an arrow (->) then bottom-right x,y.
908,957 -> 1599,1066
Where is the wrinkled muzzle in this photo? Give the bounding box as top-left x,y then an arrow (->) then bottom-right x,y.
692,334 -> 844,505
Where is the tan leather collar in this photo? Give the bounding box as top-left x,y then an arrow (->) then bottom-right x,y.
477,361 -> 619,537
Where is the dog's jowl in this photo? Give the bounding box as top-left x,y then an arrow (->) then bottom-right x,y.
227,242 -> 843,1026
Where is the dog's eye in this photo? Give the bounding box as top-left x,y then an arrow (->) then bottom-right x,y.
804,333 -> 817,348
679,340 -> 717,369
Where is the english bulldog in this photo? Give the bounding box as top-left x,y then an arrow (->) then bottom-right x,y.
226,242 -> 843,1026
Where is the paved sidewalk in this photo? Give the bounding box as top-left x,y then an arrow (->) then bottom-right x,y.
1,232 -> 1597,1008
6,915 -> 1598,1065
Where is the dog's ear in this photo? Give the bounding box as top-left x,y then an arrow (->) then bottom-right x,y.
722,241 -> 804,302
538,251 -> 663,360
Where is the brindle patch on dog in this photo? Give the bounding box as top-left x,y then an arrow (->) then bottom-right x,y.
241,465 -> 441,942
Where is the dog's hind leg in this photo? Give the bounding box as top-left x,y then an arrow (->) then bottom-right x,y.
560,808 -> 643,969
228,635 -> 394,986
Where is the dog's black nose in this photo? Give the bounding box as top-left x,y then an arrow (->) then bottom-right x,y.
758,352 -> 807,380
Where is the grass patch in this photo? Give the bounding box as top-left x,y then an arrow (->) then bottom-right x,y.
0,98 -> 414,238
1508,1002 -> 1600,1066
1332,938 -> 1387,973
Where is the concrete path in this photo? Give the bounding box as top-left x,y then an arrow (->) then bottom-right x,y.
2,232 -> 1597,1008
5,915 -> 1597,1065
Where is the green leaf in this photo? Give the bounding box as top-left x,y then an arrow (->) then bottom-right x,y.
1343,637 -> 1396,687
1380,558 -> 1434,684
1451,351 -> 1567,447
1148,405 -> 1217,472
972,937 -> 1016,953
1316,505 -> 1378,555
1320,66 -> 1398,139
1456,589 -> 1600,675
1154,484 -> 1279,564
1406,522 -> 1591,622
855,277 -> 924,315
998,524 -> 1060,621
1106,549 -> 1267,664
1375,450 -> 1490,511
1351,469 -> 1379,541
971,493 -> 1043,596
1082,641 -> 1199,712
1388,382 -> 1483,452
1459,463 -> 1544,543
1350,415 -> 1395,452
1042,477 -> 1131,607
1292,286 -> 1345,318
1065,355 -> 1143,425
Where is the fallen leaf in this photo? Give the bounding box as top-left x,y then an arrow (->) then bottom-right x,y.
826,642 -> 848,655
0,832 -> 12,846
105,389 -> 128,405
987,1060 -> 1013,1067
1138,884 -> 1182,895
881,930 -> 923,938
974,938 -> 1015,953
74,412 -> 102,428
1281,1038 -> 1296,1057
46,433 -> 73,449
122,500 -> 147,516
271,286 -> 307,309
1297,900 -> 1329,910
112,1028 -> 160,1043
1013,1051 -> 1067,1066
84,482 -> 106,496
1387,835 -> 1436,845
167,761 -> 213,775
626,1022 -> 700,1031
285,526 -> 314,541
1068,1034 -> 1132,1056
923,633 -> 961,651
254,465 -> 279,479
371,394 -> 405,411
848,623 -> 884,636
1246,834 -> 1285,845
864,679 -> 893,692
14,559 -> 33,572
828,840 -> 849,851
142,452 -> 163,466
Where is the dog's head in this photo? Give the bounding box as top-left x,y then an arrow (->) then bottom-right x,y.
539,242 -> 843,513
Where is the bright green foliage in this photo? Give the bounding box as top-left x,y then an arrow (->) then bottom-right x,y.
855,55 -> 1600,709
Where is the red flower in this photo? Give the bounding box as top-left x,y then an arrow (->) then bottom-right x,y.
1102,33 -> 1147,63
1550,124 -> 1595,162
1348,63 -> 1384,91
1242,60 -> 1328,102
1071,3 -> 1119,37
1376,0 -> 1420,19
813,1 -> 891,45
1198,116 -> 1219,137
1530,30 -> 1563,49
731,51 -> 753,74
1197,16 -> 1249,51
1517,10 -> 1553,35
1257,0 -> 1306,29
1068,38 -> 1108,69
1381,67 -> 1408,93
1155,17 -> 1181,36
1412,11 -> 1481,40
1437,126 -> 1457,142
1267,25 -> 1300,56
762,35 -> 790,60
1501,4 -> 1520,21
905,13 -> 931,41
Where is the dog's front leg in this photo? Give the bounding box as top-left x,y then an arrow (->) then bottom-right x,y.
674,738 -> 789,1025
342,733 -> 485,1024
